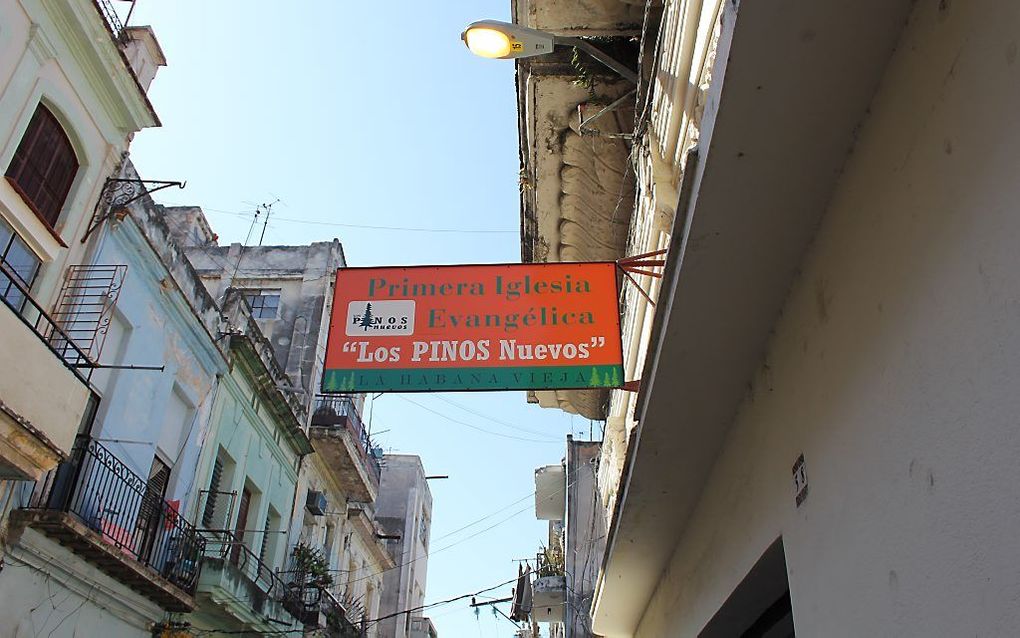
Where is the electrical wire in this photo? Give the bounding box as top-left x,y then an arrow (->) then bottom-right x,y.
429,393 -> 564,440
155,200 -> 517,235
362,576 -> 517,626
430,489 -> 539,544
395,395 -> 560,444
341,466 -> 581,589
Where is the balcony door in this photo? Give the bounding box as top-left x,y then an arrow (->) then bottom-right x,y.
230,486 -> 252,565
135,456 -> 170,561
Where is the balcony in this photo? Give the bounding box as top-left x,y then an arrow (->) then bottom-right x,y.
279,573 -> 362,638
410,616 -> 439,638
196,535 -> 301,631
0,260 -> 127,480
309,395 -> 381,502
535,464 -> 566,521
13,437 -> 204,610
0,261 -> 94,479
533,575 -> 567,623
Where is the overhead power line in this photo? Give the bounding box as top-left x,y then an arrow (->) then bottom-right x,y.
430,393 -> 563,440
363,576 -> 519,627
395,395 -> 560,443
156,200 -> 517,234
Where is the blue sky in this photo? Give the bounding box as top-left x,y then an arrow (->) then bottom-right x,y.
127,2 -> 589,635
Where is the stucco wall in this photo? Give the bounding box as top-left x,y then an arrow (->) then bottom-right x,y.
185,240 -> 343,409
87,209 -> 223,503
192,364 -> 300,563
0,529 -> 162,637
635,2 -> 1020,636
376,455 -> 432,638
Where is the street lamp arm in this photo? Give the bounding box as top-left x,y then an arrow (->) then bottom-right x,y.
554,37 -> 639,84
462,20 -> 639,83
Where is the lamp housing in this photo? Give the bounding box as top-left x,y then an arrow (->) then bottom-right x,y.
461,20 -> 556,60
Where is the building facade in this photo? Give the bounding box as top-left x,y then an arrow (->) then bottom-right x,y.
374,454 -> 434,638
178,213 -> 398,635
512,0 -> 1020,636
532,437 -> 602,638
0,161 -> 230,634
0,4 -> 434,636
0,0 -> 161,495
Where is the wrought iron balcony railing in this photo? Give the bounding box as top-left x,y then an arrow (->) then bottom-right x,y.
1,259 -> 93,379
28,437 -> 205,594
311,395 -> 381,481
200,534 -> 300,609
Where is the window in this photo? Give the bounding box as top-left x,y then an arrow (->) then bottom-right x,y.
0,217 -> 41,310
241,289 -> 280,319
5,105 -> 79,227
260,507 -> 281,566
419,511 -> 429,549
158,385 -> 194,460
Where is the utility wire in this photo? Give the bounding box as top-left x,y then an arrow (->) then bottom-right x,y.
429,393 -> 563,440
156,201 -> 517,234
363,576 -> 517,626
396,395 -> 559,444
342,467 -> 580,588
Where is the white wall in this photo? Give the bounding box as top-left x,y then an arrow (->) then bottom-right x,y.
636,1 -> 1020,635
0,529 -> 161,637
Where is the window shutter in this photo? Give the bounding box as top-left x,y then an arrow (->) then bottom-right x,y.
202,455 -> 224,528
5,105 -> 79,227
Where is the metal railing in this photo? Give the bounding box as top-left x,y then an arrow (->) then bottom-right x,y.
29,437 -> 205,594
51,264 -> 127,363
200,534 -> 298,608
0,258 -> 93,379
321,588 -> 363,637
311,395 -> 381,482
94,0 -> 136,41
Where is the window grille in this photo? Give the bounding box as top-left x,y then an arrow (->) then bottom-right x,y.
50,264 -> 127,363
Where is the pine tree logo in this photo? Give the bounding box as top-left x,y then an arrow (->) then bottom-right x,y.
589,367 -> 601,387
359,303 -> 374,329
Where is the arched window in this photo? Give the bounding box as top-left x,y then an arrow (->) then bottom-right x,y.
5,104 -> 79,228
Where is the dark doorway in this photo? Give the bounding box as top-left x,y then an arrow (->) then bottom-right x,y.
699,538 -> 795,638
135,456 -> 170,561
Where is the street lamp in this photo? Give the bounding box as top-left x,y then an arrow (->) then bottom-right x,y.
461,19 -> 638,84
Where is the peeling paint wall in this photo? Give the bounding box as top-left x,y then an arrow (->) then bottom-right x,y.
183,229 -> 345,412
79,161 -> 226,503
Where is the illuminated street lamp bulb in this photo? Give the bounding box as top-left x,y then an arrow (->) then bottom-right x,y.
464,27 -> 513,58
461,20 -> 556,60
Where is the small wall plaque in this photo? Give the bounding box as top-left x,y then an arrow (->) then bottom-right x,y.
792,454 -> 808,507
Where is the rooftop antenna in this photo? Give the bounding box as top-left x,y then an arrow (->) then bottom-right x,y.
258,197 -> 280,246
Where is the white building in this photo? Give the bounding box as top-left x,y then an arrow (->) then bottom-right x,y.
374,454 -> 435,638
513,0 -> 1020,635
0,0 -> 162,489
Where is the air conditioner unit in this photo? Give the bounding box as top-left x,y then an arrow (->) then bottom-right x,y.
306,490 -> 328,516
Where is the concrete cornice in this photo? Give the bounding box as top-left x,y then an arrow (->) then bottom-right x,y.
40,0 -> 159,134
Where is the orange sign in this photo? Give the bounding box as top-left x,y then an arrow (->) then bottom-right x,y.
322,263 -> 624,392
